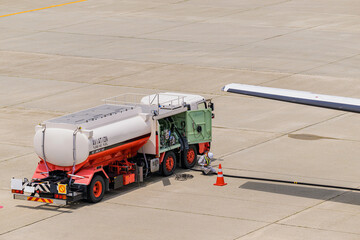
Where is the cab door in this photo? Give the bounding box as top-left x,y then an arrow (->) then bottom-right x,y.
185,109 -> 212,144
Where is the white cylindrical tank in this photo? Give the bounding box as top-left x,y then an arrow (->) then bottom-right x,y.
33,105 -> 151,167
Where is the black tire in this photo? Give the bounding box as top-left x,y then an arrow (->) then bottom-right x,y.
87,175 -> 105,203
162,151 -> 177,176
182,145 -> 197,169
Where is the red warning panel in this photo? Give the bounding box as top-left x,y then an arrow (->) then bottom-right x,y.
27,197 -> 53,203
123,173 -> 135,185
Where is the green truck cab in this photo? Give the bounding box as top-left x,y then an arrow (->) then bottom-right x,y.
139,92 -> 214,176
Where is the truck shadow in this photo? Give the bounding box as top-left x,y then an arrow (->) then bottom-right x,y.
15,168 -> 195,212
239,181 -> 360,206
101,168 -> 194,203
15,204 -> 74,213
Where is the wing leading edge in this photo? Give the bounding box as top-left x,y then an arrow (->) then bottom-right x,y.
222,83 -> 360,113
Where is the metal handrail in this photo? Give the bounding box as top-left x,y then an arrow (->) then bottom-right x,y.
103,93 -> 186,112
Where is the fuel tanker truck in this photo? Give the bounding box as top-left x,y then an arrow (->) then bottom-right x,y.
11,93 -> 214,204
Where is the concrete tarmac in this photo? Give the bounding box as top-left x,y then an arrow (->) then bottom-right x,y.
1,0 -> 360,239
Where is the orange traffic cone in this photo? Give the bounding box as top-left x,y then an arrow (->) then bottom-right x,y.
214,164 -> 227,186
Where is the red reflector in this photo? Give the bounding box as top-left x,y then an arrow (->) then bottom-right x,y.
54,194 -> 67,200
12,190 -> 24,194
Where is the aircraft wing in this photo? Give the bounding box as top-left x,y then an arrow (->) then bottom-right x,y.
222,83 -> 360,113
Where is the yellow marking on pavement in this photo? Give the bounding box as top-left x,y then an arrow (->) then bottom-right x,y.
0,0 -> 87,18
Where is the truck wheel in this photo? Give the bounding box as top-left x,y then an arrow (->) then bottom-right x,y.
182,145 -> 197,169
87,175 -> 105,203
162,151 -> 176,176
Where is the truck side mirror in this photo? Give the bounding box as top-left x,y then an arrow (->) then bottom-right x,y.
209,102 -> 214,111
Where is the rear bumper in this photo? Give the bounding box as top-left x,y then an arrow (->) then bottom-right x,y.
13,194 -> 67,205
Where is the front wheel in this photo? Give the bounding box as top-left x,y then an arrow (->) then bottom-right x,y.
182,145 -> 197,169
87,175 -> 105,203
162,151 -> 176,176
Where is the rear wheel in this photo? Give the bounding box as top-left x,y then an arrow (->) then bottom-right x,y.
182,145 -> 197,169
162,151 -> 176,176
87,175 -> 105,203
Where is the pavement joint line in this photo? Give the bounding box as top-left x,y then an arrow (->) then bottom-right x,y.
95,63 -> 171,85
213,125 -> 282,135
2,20 -> 359,82
2,82 -> 92,109
44,28 -> 237,47
0,72 -> 82,84
104,201 -> 270,224
0,49 -> 167,66
218,135 -> 285,159
219,112 -> 347,159
46,18 -> 101,32
45,0 -> 200,40
0,49 -> 329,80
0,82 -> 220,113
275,222 -> 360,236
89,66 -> 169,85
138,0 -> 292,38
136,26 -> 322,75
0,105 -> 68,116
301,52 -> 360,75
41,1 -> 297,50
0,65 -> 177,87
45,23 -> 300,52
0,0 -> 88,18
1,46 -> 359,98
131,8 -> 242,38
234,190 -> 349,239
0,30 -> 44,47
0,152 -> 34,163
107,0 -> 180,17
0,212 -> 64,236
0,141 -> 32,148
315,206 -> 360,215
144,188 -> 310,208
0,72 -> 221,109
260,52 -> 360,86
214,122 -> 360,144
185,22 -> 338,71
260,23 -> 327,41
44,5 -> 128,32
78,0 -> 173,21
132,21 -> 201,39
166,10 -> 360,77
172,0 -> 189,4
0,47 -> 243,79
274,189 -> 360,234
